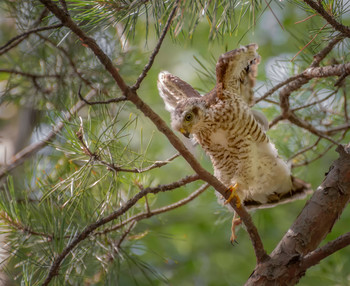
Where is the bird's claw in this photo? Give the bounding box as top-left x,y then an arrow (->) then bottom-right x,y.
230,238 -> 239,246
230,216 -> 242,246
224,183 -> 241,208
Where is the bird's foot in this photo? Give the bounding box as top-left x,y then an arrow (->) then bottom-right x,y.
224,183 -> 241,207
230,216 -> 242,244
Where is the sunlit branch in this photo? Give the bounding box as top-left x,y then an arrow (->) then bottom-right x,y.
303,62 -> 350,79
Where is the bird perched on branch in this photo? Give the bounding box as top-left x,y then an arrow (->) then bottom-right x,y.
157,44 -> 311,242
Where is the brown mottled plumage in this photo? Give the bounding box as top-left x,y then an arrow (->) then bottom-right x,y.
158,44 -> 311,210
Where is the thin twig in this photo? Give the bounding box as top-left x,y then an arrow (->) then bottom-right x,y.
131,0 -> 180,90
0,212 -> 53,240
59,0 -> 69,15
292,142 -> 335,168
288,137 -> 321,162
288,113 -> 341,146
291,23 -> 328,62
292,129 -> 348,168
264,0 -> 284,30
310,35 -> 344,67
269,114 -> 284,128
111,154 -> 180,173
295,14 -> 316,24
0,69 -> 60,79
256,74 -> 304,103
96,183 -> 209,236
78,85 -> 127,105
291,90 -> 336,112
0,24 -> 63,55
343,89 -> 349,122
115,221 -> 136,249
37,34 -> 93,88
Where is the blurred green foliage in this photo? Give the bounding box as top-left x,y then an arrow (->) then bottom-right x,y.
0,0 -> 349,285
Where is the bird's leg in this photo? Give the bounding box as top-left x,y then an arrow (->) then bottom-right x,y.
224,183 -> 241,207
230,212 -> 242,244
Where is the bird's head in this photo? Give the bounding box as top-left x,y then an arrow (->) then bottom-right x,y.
171,98 -> 206,138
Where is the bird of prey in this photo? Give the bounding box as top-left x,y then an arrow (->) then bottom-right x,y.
157,44 -> 311,242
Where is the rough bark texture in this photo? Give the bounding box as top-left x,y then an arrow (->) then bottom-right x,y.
246,144 -> 350,285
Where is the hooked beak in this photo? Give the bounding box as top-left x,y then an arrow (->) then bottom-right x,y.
179,128 -> 190,138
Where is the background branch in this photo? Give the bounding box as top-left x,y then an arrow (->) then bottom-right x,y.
0,89 -> 97,180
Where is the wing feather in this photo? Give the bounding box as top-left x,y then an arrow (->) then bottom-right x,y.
215,43 -> 260,106
157,71 -> 201,112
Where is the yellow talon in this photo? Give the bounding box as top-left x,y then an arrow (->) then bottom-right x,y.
224,183 -> 241,208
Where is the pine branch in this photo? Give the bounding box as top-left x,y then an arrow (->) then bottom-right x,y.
0,89 -> 97,180
302,0 -> 350,37
0,24 -> 63,56
78,86 -> 127,105
303,62 -> 350,79
0,212 -> 53,240
41,174 -> 200,285
37,34 -> 93,88
76,126 -> 180,173
258,35 -> 344,103
96,183 -> 209,235
0,69 -> 61,79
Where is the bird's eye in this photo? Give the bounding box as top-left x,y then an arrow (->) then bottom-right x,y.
184,113 -> 193,121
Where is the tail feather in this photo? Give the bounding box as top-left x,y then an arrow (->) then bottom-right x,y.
244,176 -> 313,210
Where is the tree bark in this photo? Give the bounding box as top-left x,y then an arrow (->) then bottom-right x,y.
246,143 -> 350,285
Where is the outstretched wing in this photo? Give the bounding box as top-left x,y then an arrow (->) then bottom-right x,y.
157,71 -> 201,112
215,43 -> 260,106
